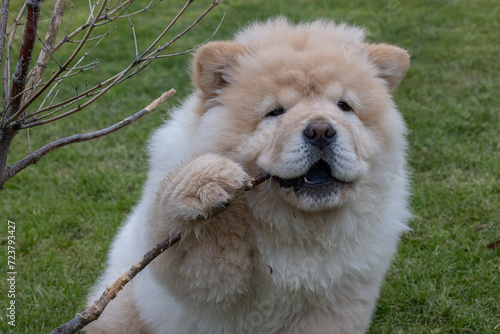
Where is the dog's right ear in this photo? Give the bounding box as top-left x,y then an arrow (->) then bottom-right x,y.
192,41 -> 246,96
364,43 -> 410,92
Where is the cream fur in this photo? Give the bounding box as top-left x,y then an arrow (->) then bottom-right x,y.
85,18 -> 411,334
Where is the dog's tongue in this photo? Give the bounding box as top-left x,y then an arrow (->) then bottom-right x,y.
304,160 -> 332,185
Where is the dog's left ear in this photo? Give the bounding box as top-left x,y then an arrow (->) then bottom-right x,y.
364,44 -> 410,91
192,41 -> 247,96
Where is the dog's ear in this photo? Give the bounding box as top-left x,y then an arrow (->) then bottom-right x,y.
364,44 -> 410,91
192,41 -> 246,96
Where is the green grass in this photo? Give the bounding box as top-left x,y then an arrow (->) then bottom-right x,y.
1,0 -> 499,333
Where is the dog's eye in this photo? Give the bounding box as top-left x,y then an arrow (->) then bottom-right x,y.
267,106 -> 286,117
337,101 -> 352,112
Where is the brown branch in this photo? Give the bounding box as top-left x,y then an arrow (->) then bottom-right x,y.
102,0 -> 135,18
49,172 -> 269,334
20,68 -> 128,128
0,0 -> 11,106
97,0 -> 159,24
114,1 -> 224,86
140,0 -> 195,59
141,12 -> 225,62
3,89 -> 175,186
2,4 -> 27,110
3,0 -> 42,123
49,234 -> 182,334
242,172 -> 271,191
0,0 -> 10,58
16,0 -> 185,127
19,0 -> 223,128
4,0 -> 108,125
51,0 -> 144,53
21,0 -> 67,106
1,1 -> 224,188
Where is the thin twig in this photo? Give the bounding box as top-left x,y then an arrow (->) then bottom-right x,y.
4,0 -> 108,125
20,71 -> 122,122
30,82 -> 59,115
140,0 -> 194,59
140,12 -> 225,62
74,86 -> 80,109
86,0 -> 97,24
3,0 -> 43,124
116,1 -> 224,85
50,234 -> 182,334
242,172 -> 271,191
121,2 -> 139,58
97,0 -> 159,23
95,0 -> 135,24
53,0 -> 138,50
4,89 -> 175,184
33,32 -> 63,68
64,2 -> 73,37
66,26 -> 116,44
19,0 -> 223,128
2,4 -> 27,109
21,0 -> 67,107
0,0 -> 12,107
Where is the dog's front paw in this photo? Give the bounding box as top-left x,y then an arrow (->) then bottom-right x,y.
159,154 -> 249,222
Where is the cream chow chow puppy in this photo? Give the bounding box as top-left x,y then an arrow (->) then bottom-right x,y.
85,18 -> 411,334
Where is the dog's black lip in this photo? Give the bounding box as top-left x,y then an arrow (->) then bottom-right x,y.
273,160 -> 342,190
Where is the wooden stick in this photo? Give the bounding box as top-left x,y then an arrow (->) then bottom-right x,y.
4,0 -> 43,120
50,172 -> 269,334
242,172 -> 271,191
49,235 -> 182,334
3,89 -> 175,187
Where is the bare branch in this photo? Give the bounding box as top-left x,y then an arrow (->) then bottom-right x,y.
3,0 -> 42,123
114,1 -> 224,86
0,0 -> 11,106
140,0 -> 194,59
121,2 -> 139,58
4,0 -> 109,125
2,4 -> 27,109
19,0 -> 224,128
33,32 -> 63,68
242,172 -> 271,191
0,1 -> 225,189
52,0 -> 144,51
100,0 -> 158,22
19,68 -> 123,123
0,0 -> 10,58
65,25 -> 117,44
141,12 -> 225,62
21,0 -> 67,106
49,171 -> 269,334
64,2 -> 73,37
74,86 -> 80,109
49,234 -> 182,334
86,0 -> 99,24
104,0 -> 135,18
4,89 -> 175,184
21,73 -> 127,128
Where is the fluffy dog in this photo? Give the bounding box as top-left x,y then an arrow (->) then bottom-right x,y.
85,18 -> 411,334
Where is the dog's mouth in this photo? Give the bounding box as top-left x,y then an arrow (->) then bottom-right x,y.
274,160 -> 345,195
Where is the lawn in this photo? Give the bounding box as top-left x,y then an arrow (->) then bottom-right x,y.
1,0 -> 499,333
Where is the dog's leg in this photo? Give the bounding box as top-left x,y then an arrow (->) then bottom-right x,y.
281,298 -> 376,334
84,283 -> 149,334
145,153 -> 254,309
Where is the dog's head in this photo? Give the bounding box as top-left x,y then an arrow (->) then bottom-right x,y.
191,19 -> 409,212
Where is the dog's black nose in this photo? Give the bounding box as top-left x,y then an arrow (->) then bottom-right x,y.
303,122 -> 336,149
